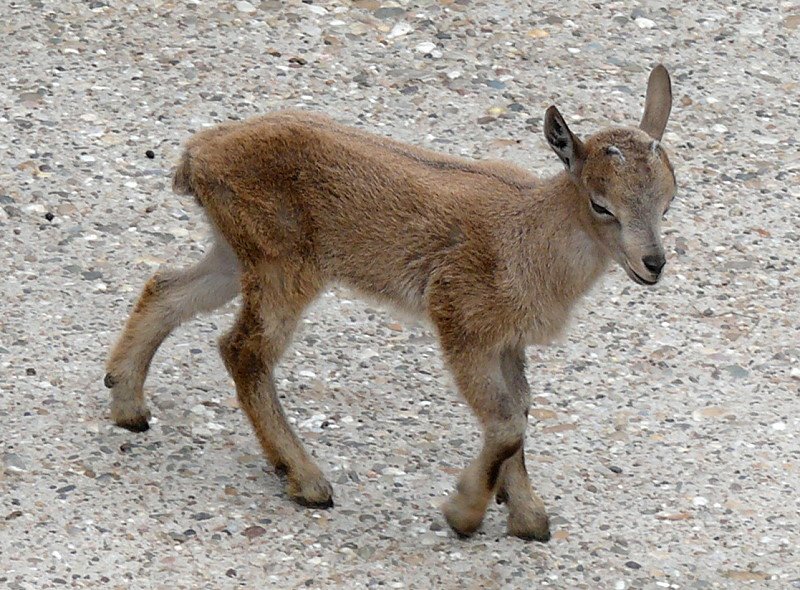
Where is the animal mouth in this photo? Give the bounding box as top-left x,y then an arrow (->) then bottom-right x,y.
624,263 -> 659,286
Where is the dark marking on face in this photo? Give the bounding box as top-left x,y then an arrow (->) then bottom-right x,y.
486,439 -> 523,490
103,373 -> 117,389
563,156 -> 570,168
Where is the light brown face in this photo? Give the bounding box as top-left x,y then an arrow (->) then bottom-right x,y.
579,128 -> 677,285
543,64 -> 675,286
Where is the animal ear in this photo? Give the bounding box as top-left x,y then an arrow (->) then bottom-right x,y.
544,106 -> 586,176
640,64 -> 672,140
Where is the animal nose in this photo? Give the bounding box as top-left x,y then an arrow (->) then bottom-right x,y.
642,254 -> 666,275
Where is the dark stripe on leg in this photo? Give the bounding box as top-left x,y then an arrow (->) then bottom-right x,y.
487,440 -> 523,490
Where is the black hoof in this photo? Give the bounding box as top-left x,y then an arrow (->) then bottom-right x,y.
513,529 -> 551,543
294,496 -> 334,510
117,418 -> 150,433
103,373 -> 117,389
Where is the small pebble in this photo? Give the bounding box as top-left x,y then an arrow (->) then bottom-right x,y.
387,22 -> 412,39
3,454 -> 28,473
242,525 -> 267,539
625,561 -> 642,570
235,1 -> 255,13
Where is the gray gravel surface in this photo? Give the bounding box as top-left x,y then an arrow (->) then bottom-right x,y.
1,1 -> 799,588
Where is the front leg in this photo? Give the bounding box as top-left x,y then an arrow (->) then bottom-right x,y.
496,446 -> 550,540
493,347 -> 551,541
438,341 -> 546,539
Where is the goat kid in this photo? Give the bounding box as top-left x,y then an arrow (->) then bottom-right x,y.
105,65 -> 676,541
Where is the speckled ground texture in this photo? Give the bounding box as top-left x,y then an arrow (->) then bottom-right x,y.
1,0 -> 799,588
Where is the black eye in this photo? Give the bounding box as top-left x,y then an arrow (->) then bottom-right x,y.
590,200 -> 613,217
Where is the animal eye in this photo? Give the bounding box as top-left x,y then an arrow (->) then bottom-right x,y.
590,200 -> 613,217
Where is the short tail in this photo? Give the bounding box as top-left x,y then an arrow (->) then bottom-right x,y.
172,150 -> 196,197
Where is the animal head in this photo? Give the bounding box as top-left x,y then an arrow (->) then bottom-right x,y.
544,65 -> 676,286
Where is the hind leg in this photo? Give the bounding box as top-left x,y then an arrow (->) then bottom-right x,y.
219,262 -> 332,507
105,237 -> 240,431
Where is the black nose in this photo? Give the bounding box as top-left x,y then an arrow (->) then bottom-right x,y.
642,254 -> 666,275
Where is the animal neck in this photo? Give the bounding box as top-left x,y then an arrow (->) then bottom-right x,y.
513,171 -> 611,303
